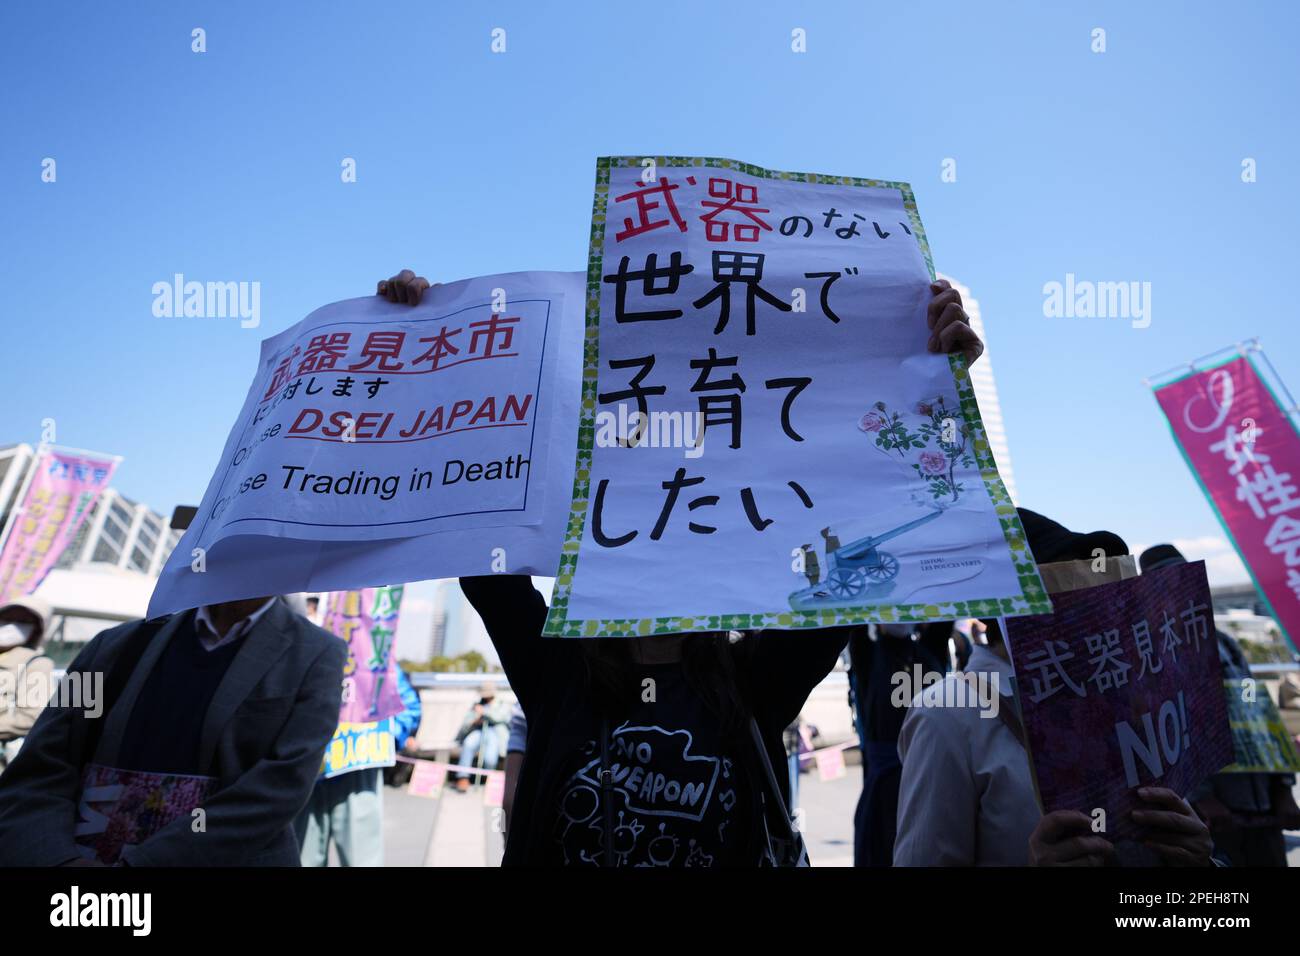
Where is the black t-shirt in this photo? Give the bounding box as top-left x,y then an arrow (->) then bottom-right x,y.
458,574 -> 851,866
550,663 -> 750,867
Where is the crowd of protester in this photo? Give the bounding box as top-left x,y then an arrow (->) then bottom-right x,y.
0,270 -> 1295,867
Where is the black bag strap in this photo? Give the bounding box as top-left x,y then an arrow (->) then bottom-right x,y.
598,716 -> 615,867
78,615 -> 173,767
748,717 -> 808,867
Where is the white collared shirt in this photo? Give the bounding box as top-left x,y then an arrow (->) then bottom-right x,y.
194,598 -> 277,652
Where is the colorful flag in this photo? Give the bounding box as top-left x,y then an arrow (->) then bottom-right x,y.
1153,350 -> 1300,653
0,448 -> 119,604
318,720 -> 396,779
323,585 -> 405,723
1219,678 -> 1300,773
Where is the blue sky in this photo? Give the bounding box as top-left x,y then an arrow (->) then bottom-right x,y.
3,0 -> 1297,589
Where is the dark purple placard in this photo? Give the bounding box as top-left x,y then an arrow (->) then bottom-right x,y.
1004,561 -> 1232,841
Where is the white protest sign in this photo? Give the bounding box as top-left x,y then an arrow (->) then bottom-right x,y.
148,271 -> 583,617
543,157 -> 1049,637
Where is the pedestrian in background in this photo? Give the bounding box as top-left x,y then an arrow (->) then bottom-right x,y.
0,596 -> 55,771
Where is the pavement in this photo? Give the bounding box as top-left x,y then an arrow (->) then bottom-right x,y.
384,768 -> 861,867
382,770 -> 1300,867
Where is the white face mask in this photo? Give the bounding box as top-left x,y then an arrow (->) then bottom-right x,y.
0,622 -> 34,650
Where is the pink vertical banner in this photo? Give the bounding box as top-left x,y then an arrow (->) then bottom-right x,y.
1153,352 -> 1300,653
323,585 -> 405,722
0,448 -> 118,604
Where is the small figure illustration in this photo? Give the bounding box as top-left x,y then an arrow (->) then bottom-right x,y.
789,509 -> 945,609
820,526 -> 842,554
800,543 -> 820,587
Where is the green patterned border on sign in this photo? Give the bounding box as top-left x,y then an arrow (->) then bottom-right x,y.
542,156 -> 1050,637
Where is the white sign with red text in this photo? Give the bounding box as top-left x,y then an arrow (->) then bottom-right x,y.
149,271 -> 583,617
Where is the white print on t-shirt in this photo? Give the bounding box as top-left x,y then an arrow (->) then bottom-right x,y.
577,724 -> 718,819
555,723 -> 738,866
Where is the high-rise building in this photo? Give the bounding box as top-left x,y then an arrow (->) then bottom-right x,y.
427,586 -> 448,661
57,487 -> 181,576
439,580 -> 493,661
0,444 -> 37,528
937,276 -> 1018,503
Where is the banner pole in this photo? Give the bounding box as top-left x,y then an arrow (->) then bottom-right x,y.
47,444 -> 124,463
1252,347 -> 1300,420
1143,339 -> 1260,390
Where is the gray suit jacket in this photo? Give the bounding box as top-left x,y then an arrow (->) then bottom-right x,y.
0,598 -> 345,866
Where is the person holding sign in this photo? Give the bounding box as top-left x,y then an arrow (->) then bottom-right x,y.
377,268 -> 983,867
1141,544 -> 1300,866
894,510 -> 1217,867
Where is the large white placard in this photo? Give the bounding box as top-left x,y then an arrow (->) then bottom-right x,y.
148,271 -> 583,617
544,157 -> 1048,636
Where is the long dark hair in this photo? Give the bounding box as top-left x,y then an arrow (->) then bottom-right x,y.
579,632 -> 752,735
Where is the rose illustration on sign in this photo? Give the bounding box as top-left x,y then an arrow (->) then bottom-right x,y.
859,396 -> 975,503
919,450 -> 947,475
858,410 -> 887,433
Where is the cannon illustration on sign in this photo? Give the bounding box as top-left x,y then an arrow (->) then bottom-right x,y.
789,507 -> 944,609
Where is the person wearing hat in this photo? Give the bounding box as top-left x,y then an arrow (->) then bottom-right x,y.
1141,543 -> 1300,866
0,595 -> 55,767
894,510 -> 1216,866
453,681 -> 509,792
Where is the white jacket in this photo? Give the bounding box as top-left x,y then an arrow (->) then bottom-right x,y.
893,644 -> 1040,866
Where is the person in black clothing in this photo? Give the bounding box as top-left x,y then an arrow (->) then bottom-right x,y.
461,575 -> 849,865
849,621 -> 952,867
377,267 -> 986,866
1141,544 -> 1300,866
